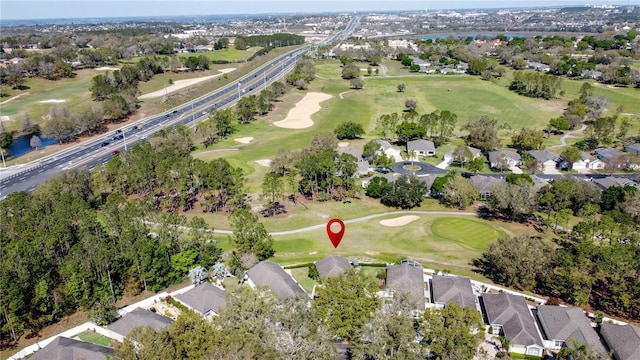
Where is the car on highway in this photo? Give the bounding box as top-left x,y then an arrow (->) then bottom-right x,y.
111,150 -> 120,156
136,125 -> 144,130
101,141 -> 110,147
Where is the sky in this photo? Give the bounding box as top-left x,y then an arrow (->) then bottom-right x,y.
0,0 -> 636,20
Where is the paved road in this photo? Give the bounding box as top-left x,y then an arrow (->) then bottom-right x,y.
0,16 -> 360,201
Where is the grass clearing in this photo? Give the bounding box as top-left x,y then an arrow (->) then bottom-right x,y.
75,330 -> 113,347
176,47 -> 260,63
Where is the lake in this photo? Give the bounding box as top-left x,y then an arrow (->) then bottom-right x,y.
7,133 -> 57,157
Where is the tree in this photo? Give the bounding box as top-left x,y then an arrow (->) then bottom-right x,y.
363,139 -> 380,163
314,269 -> 380,340
236,95 -> 256,124
465,155 -> 486,173
397,83 -> 405,92
549,117 -> 572,131
419,303 -> 485,360
380,174 -> 429,209
351,310 -> 425,360
452,146 -> 473,166
560,146 -> 582,169
350,77 -> 364,89
29,135 -> 41,150
440,173 -> 479,209
511,128 -> 546,151
334,121 -> 365,140
376,113 -> 400,140
404,99 -> 417,112
395,121 -> 426,143
487,181 -> 537,221
474,235 -> 554,290
341,63 -> 360,79
260,172 -> 284,216
365,176 -> 388,198
229,208 -> 274,260
462,115 -> 500,152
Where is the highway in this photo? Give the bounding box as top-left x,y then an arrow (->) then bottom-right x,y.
0,16 -> 359,201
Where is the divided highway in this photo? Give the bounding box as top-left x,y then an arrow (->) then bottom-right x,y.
0,16 -> 359,201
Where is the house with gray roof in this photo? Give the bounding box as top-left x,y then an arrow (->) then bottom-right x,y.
564,151 -> 606,171
535,305 -> 606,353
340,147 -> 363,160
470,175 -> 504,200
376,139 -> 402,161
407,139 -> 436,157
600,323 -> 640,360
482,293 -> 544,357
592,176 -> 639,190
386,264 -> 426,311
357,160 -> 371,176
489,150 -> 521,170
106,307 -> 173,342
246,261 -> 306,300
30,336 -> 114,360
431,275 -> 477,309
315,255 -> 351,278
595,147 -> 624,160
444,146 -> 481,164
175,282 -> 226,318
528,150 -> 560,173
625,143 -> 640,155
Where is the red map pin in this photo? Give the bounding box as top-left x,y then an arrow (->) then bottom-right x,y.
326,218 -> 345,248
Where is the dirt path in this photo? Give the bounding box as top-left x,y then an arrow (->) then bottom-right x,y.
0,92 -> 29,105
549,123 -> 587,149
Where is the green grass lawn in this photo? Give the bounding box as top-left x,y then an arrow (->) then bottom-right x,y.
75,330 -> 113,347
176,46 -> 260,63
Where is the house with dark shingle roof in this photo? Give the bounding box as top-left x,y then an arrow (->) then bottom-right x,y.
482,293 -> 544,357
470,175 -> 504,200
315,255 -> 351,278
528,150 -> 560,173
431,275 -> 477,309
246,261 -> 306,300
592,176 -> 639,190
386,264 -> 426,311
600,323 -> 640,360
407,139 -> 436,157
29,336 -> 114,360
535,305 -> 606,353
625,143 -> 640,156
595,147 -> 624,160
489,150 -> 521,170
444,146 -> 481,164
106,307 -> 173,342
175,282 -> 226,318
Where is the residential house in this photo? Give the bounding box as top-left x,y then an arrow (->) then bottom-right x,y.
407,139 -> 436,157
356,160 -> 371,176
106,307 -> 174,342
444,146 -> 481,164
530,175 -> 551,191
470,175 -> 504,200
528,150 -> 560,173
600,323 -> 640,360
315,255 -> 351,278
592,176 -> 639,190
595,147 -> 624,160
376,139 -> 402,162
535,305 -> 606,353
339,147 -> 363,160
430,275 -> 477,309
30,336 -> 114,360
489,150 -> 521,170
625,143 -> 640,156
246,261 -> 306,300
175,282 -> 226,318
386,264 -> 427,312
528,61 -> 551,72
565,152 -> 606,171
482,293 -> 544,357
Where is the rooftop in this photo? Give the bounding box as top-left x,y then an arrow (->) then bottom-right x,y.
107,307 -> 174,338
247,261 -> 306,300
175,282 -> 226,315
431,275 -> 476,309
482,293 -> 543,347
30,336 -> 114,360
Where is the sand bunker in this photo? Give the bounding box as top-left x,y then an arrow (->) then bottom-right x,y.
139,68 -> 235,99
95,66 -> 120,71
255,159 -> 272,167
273,92 -> 332,129
338,142 -> 349,147
379,215 -> 420,227
0,116 -> 10,122
39,99 -> 66,103
235,137 -> 253,144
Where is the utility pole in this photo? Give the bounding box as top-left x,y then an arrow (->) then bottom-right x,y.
122,129 -> 128,151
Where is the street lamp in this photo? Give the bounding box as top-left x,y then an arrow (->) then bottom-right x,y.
0,148 -> 6,168
122,130 -> 128,151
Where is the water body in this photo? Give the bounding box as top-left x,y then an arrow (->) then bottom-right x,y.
7,133 -> 57,157
416,33 -> 530,40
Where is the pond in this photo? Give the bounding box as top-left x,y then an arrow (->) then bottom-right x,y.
7,133 -> 57,157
